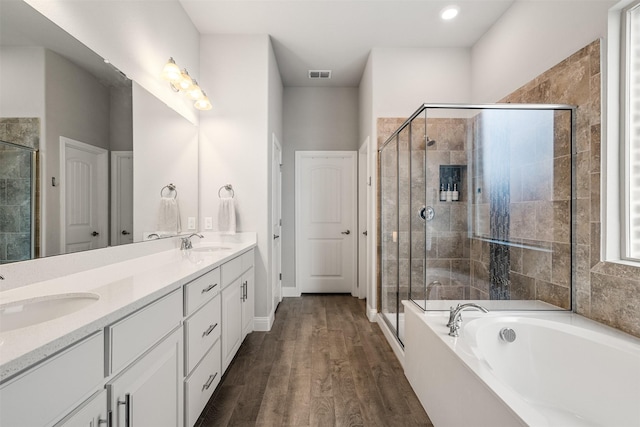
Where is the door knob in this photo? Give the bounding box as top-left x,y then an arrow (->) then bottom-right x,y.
121,230 -> 131,235
362,230 -> 368,236
341,230 -> 351,235
91,231 -> 100,236
273,234 -> 280,240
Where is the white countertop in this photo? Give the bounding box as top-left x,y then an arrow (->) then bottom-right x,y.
0,236 -> 256,382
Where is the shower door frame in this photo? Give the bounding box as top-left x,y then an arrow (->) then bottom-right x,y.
0,139 -> 38,261
377,103 -> 577,347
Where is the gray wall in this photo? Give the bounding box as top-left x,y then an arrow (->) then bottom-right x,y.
281,86 -> 359,290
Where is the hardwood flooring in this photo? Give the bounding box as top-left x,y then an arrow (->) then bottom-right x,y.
195,295 -> 433,427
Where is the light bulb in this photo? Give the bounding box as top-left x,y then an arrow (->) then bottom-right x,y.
194,92 -> 212,111
161,57 -> 182,82
175,69 -> 193,91
186,80 -> 204,100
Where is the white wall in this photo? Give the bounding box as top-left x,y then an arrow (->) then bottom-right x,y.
0,47 -> 45,118
199,34 -> 279,323
471,0 -> 615,103
281,87 -> 360,292
132,83 -> 198,241
371,47 -> 472,117
24,0 -> 200,124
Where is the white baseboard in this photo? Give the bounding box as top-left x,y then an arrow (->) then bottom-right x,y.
367,308 -> 377,322
376,313 -> 404,368
253,313 -> 274,331
282,287 -> 301,298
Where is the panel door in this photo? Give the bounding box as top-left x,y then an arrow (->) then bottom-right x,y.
61,137 -> 108,254
108,327 -> 183,427
221,278 -> 242,372
295,151 -> 357,293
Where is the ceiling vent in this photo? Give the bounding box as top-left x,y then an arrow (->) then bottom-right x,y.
308,70 -> 332,79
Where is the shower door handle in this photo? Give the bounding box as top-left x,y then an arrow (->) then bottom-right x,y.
341,230 -> 351,235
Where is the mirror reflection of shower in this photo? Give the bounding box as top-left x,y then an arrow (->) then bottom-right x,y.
0,139 -> 38,264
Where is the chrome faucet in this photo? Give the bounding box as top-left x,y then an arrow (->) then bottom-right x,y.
180,233 -> 204,250
447,303 -> 489,337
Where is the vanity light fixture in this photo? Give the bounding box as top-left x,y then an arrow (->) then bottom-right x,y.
440,5 -> 460,20
161,57 -> 211,110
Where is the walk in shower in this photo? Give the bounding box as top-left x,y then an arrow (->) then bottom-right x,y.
379,104 -> 575,344
0,140 -> 37,263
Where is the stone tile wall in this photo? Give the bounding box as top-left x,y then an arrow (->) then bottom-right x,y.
500,39 -> 640,338
0,118 -> 40,262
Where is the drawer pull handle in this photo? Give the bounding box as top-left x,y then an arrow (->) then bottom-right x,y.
201,283 -> 218,294
203,323 -> 218,337
202,373 -> 218,391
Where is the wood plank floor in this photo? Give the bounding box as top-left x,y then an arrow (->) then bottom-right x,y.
195,295 -> 434,427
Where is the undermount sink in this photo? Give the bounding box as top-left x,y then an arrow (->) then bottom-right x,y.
0,293 -> 100,333
191,245 -> 232,253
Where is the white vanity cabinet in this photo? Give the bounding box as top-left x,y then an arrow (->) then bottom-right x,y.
0,331 -> 104,427
221,249 -> 254,372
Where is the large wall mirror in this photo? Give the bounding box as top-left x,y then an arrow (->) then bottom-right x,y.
0,0 -> 198,264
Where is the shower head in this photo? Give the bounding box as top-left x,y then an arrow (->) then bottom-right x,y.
425,136 -> 436,146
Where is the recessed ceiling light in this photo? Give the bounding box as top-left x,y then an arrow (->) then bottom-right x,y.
440,5 -> 460,21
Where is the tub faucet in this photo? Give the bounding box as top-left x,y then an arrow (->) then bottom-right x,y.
181,233 -> 204,250
447,303 -> 489,337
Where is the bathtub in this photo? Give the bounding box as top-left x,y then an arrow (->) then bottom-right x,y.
403,301 -> 640,427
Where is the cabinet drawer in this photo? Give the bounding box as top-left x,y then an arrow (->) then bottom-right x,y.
184,267 -> 220,316
108,289 -> 182,374
241,249 -> 254,271
0,331 -> 103,427
185,341 -> 221,427
184,293 -> 221,375
54,389 -> 107,427
221,256 -> 242,288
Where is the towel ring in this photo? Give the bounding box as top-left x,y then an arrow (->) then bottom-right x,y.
161,183 -> 177,199
218,184 -> 234,198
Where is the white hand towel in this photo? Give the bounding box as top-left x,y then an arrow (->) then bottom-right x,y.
218,197 -> 236,235
157,197 -> 181,234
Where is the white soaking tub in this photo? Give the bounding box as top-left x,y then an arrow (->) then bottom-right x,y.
403,301 -> 640,427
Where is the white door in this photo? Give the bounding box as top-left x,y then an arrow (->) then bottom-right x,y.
111,151 -> 133,246
60,137 -> 108,254
295,151 -> 357,294
272,135 -> 282,310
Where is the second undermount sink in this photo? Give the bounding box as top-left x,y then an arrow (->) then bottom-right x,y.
0,293 -> 100,333
191,245 -> 232,253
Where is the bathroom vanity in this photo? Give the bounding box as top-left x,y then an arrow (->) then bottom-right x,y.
0,236 -> 256,427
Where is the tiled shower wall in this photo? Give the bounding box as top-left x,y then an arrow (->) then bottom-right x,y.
500,39 -> 640,338
378,117 -> 470,313
0,118 -> 40,263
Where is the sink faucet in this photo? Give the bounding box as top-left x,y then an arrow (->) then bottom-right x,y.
447,303 -> 489,337
181,233 -> 204,250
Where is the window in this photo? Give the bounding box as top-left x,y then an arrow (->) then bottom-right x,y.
623,1 -> 640,260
